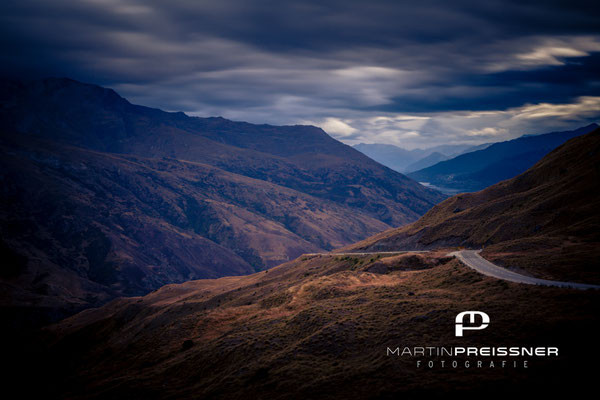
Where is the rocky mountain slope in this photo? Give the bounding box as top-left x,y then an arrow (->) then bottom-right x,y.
0,78 -> 443,324
1,78 -> 442,226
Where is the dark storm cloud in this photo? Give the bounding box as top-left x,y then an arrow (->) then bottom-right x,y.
1,0 -> 599,147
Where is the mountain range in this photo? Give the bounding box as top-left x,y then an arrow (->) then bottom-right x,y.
407,124 -> 598,193
0,78 -> 444,325
353,142 -> 479,173
404,151 -> 449,172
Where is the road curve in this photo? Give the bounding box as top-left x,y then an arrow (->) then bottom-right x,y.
448,250 -> 600,290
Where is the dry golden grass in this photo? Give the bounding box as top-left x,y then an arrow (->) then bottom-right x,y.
31,251 -> 599,399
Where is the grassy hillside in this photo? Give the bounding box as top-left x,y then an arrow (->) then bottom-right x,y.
346,128 -> 600,283
23,251 -> 598,399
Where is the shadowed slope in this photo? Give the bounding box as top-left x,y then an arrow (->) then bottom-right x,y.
0,78 -> 444,226
0,134 -> 392,321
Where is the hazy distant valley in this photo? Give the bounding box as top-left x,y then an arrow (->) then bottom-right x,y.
356,124 -> 598,194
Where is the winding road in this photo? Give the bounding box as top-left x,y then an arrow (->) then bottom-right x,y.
449,250 -> 600,290
304,251 -> 429,256
306,249 -> 600,290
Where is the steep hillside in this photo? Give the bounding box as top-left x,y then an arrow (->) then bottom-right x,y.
348,128 -> 600,283
0,77 -> 443,324
0,134 -> 394,322
22,251 -> 598,399
0,78 -> 444,226
408,124 -> 598,192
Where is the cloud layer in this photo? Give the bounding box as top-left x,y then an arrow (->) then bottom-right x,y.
1,0 -> 599,148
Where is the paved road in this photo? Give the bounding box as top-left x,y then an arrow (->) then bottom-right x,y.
303,251 -> 429,256
448,250 -> 600,290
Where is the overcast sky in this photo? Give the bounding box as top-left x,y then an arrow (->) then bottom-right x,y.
1,0 -> 599,149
